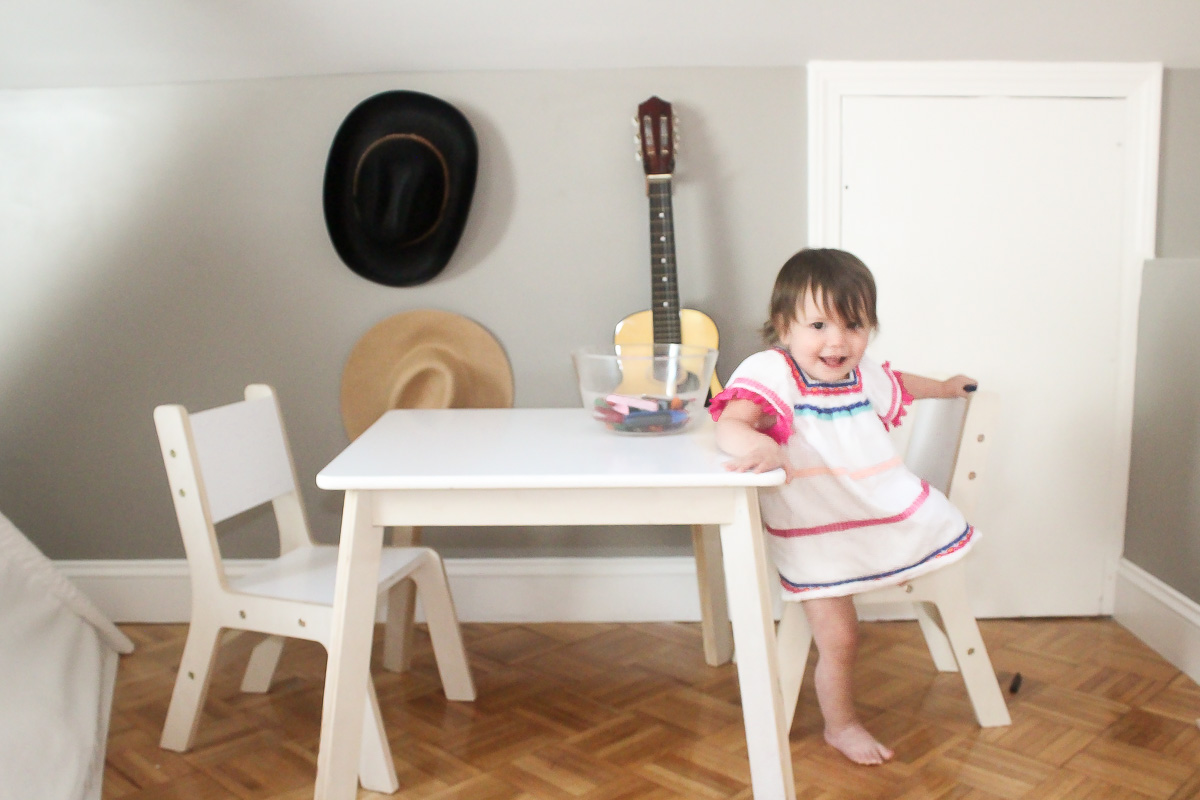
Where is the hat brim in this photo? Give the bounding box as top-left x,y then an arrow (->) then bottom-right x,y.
340,310 -> 514,439
323,91 -> 478,287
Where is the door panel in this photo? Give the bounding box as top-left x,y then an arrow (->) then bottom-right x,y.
838,94 -> 1129,616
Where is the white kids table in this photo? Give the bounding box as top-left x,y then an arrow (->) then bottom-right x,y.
315,407 -> 791,800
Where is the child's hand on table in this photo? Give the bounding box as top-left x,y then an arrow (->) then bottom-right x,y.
723,440 -> 796,481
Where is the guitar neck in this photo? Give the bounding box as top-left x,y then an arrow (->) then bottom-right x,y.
648,176 -> 682,344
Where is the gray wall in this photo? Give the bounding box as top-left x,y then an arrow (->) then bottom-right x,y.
1124,70 -> 1200,605
1,4 -> 1199,578
0,69 -> 804,559
1158,70 -> 1200,258
1125,259 -> 1200,605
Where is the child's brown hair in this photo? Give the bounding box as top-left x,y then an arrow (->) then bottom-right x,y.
761,248 -> 879,344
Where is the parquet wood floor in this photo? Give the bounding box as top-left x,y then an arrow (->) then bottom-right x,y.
104,618 -> 1200,799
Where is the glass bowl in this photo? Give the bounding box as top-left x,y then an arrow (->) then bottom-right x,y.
572,343 -> 718,434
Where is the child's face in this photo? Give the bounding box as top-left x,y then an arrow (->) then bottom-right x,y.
779,290 -> 871,382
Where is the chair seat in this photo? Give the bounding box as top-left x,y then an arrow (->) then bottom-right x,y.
228,544 -> 429,606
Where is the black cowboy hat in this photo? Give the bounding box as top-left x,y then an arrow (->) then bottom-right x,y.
323,91 -> 478,287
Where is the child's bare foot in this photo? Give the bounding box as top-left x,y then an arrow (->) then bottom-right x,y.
824,724 -> 894,765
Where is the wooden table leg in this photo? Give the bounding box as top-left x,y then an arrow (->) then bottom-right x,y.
720,489 -> 795,800
314,491 -> 388,800
692,523 -> 734,665
382,525 -> 421,671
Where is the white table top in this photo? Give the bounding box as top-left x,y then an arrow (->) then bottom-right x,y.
317,407 -> 786,491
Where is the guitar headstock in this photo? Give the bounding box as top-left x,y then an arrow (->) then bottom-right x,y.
634,96 -> 677,176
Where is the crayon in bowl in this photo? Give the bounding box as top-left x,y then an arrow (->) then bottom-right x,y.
593,394 -> 691,433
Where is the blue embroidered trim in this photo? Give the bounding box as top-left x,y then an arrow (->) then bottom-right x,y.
778,524 -> 974,592
793,399 -> 873,418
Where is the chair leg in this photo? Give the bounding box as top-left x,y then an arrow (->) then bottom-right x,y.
357,678 -> 400,793
913,601 -> 959,673
160,620 -> 222,751
925,569 -> 1011,727
691,523 -> 735,666
241,634 -> 287,693
382,526 -> 421,672
411,553 -> 476,701
382,579 -> 417,673
776,601 -> 814,732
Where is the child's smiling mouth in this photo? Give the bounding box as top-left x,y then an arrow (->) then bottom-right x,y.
820,356 -> 848,369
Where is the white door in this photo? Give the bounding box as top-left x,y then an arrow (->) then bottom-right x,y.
808,63 -> 1161,617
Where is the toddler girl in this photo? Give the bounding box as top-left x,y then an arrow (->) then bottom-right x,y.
710,248 -> 978,765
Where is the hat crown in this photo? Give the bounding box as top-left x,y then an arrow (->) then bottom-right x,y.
353,135 -> 448,247
323,91 -> 479,287
339,310 -> 514,440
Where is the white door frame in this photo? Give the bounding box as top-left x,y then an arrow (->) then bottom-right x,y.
807,61 -> 1162,612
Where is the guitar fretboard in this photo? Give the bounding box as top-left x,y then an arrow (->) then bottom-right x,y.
647,177 -> 682,344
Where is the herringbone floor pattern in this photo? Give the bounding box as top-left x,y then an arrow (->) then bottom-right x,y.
104,618 -> 1200,799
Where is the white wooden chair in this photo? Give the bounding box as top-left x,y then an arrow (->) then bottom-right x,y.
775,390 -> 1011,729
152,384 -> 475,793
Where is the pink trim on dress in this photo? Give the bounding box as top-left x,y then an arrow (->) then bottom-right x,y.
788,456 -> 903,481
709,384 -> 793,445
880,362 -> 915,430
779,347 -> 863,397
766,480 -> 931,538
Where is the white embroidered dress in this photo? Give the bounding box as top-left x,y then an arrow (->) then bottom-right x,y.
709,348 -> 978,600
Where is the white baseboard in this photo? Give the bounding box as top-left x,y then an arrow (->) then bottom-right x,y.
1113,558 -> 1200,685
75,556 -> 1197,669
55,557 -> 708,625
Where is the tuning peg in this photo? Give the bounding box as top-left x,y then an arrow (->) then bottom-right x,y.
631,116 -> 639,127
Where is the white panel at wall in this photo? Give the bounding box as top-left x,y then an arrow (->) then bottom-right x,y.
811,63 -> 1161,617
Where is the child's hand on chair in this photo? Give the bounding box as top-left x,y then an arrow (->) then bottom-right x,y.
941,375 -> 978,397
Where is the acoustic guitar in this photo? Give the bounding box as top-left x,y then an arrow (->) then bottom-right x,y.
615,96 -> 722,396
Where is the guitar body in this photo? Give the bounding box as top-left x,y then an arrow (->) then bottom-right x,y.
614,309 -> 722,395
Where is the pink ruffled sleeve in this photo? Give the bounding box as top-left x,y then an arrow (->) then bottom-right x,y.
709,374 -> 794,445
700,355 -> 796,448
863,359 -> 914,430
888,367 -> 916,430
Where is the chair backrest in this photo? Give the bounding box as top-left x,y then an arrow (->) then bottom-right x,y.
154,384 -> 313,592
900,391 -> 996,518
188,395 -> 294,523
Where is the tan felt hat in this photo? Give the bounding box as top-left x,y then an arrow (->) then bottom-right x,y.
340,310 -> 514,440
